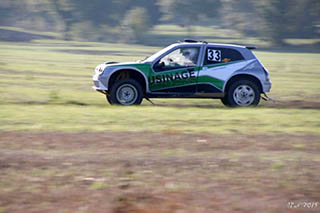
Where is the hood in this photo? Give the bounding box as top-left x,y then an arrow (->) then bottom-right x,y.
95,61 -> 151,75
104,61 -> 144,67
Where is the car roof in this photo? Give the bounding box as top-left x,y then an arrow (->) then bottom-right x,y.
176,42 -> 247,49
144,41 -> 256,63
172,41 -> 256,60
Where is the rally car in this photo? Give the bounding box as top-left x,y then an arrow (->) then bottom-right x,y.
92,40 -> 271,107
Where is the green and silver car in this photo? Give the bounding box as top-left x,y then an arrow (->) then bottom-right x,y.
93,40 -> 271,106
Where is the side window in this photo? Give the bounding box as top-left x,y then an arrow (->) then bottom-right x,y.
204,47 -> 244,65
154,47 -> 200,72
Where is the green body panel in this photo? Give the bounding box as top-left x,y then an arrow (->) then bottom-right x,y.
196,61 -> 246,90
204,60 -> 245,69
197,76 -> 224,90
111,63 -> 151,76
108,61 -> 243,92
110,63 -> 201,92
148,67 -> 199,91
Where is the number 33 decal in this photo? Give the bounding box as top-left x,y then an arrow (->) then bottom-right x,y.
207,49 -> 221,62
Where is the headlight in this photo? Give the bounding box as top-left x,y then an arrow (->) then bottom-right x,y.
95,65 -> 106,75
98,67 -> 104,75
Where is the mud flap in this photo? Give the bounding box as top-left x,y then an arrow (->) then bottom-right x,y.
145,97 -> 155,105
261,93 -> 276,103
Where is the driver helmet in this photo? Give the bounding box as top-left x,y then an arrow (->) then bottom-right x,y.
181,48 -> 198,63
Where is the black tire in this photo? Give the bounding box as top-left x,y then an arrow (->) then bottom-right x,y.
109,79 -> 143,105
106,95 -> 114,105
220,96 -> 230,106
225,80 -> 260,107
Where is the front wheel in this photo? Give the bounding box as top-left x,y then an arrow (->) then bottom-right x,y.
224,80 -> 260,107
109,79 -> 143,105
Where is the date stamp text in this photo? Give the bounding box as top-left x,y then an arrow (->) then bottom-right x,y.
288,201 -> 318,209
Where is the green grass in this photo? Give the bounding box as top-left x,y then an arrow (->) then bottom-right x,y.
0,26 -> 61,38
0,104 -> 319,134
255,51 -> 320,99
0,39 -> 319,134
285,38 -> 320,45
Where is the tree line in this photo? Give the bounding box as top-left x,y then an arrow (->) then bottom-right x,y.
0,0 -> 319,45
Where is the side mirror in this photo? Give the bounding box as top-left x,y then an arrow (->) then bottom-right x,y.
154,61 -> 165,71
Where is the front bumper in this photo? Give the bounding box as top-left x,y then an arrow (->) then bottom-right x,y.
92,74 -> 108,92
92,87 -> 107,95
92,82 -> 108,91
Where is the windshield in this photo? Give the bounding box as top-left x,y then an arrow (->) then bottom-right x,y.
144,44 -> 177,63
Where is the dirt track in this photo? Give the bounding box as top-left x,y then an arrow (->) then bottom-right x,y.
0,131 -> 319,212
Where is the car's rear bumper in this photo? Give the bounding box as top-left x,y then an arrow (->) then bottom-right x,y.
262,81 -> 272,93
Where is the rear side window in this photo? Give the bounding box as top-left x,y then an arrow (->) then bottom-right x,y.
204,47 -> 244,65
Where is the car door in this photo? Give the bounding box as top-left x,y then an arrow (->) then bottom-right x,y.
197,46 -> 246,93
149,46 -> 201,93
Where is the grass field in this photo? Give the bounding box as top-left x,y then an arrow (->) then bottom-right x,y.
0,38 -> 320,212
0,39 -> 319,134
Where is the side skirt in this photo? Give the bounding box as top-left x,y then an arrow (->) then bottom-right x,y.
146,92 -> 225,99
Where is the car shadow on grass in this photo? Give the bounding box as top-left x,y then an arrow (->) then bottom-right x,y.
140,99 -> 320,109
1,99 -> 320,110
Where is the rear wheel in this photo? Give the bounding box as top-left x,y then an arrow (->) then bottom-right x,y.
224,80 -> 260,107
109,79 -> 143,105
220,96 -> 230,106
106,95 -> 114,105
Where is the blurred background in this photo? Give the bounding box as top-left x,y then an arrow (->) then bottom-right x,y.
0,0 -> 319,47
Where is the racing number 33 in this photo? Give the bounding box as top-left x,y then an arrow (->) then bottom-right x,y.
208,49 -> 221,62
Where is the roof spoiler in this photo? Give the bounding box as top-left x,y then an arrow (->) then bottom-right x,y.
246,46 -> 257,50
181,39 -> 208,44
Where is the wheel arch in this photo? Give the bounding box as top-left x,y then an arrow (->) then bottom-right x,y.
224,74 -> 263,93
108,68 -> 149,93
